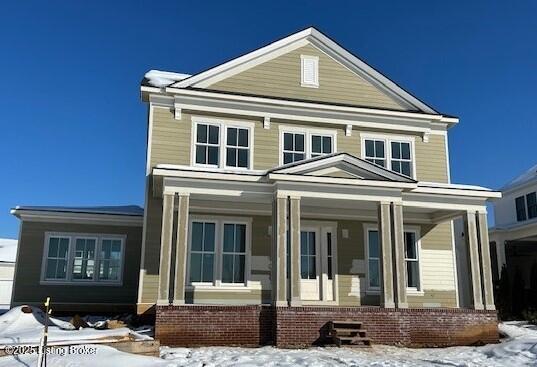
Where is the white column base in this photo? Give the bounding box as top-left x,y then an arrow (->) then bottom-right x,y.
156,299 -> 170,306
485,304 -> 496,311
290,300 -> 302,307
172,300 -> 185,306
274,301 -> 288,307
397,302 -> 408,309
381,302 -> 396,309
474,303 -> 485,310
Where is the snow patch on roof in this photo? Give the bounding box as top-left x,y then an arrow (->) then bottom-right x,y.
12,205 -> 144,217
144,70 -> 191,88
0,239 -> 17,263
502,163 -> 537,191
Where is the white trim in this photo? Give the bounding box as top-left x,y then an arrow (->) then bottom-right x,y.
363,223 -> 380,294
40,232 -> 126,286
360,132 -> 416,180
450,219 -> 460,307
190,116 -> 255,171
444,132 -> 451,183
300,54 -> 319,88
186,215 -> 253,289
11,210 -> 143,227
403,226 -> 423,293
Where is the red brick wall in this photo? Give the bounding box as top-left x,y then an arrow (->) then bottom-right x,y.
156,305 -> 498,348
274,306 -> 499,347
155,305 -> 273,347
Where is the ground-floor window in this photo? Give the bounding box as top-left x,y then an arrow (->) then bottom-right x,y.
366,227 -> 421,292
188,217 -> 251,286
42,233 -> 125,285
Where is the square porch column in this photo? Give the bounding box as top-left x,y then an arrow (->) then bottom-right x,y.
289,196 -> 302,306
463,211 -> 484,310
378,202 -> 395,308
173,193 -> 190,305
391,203 -> 408,308
157,192 -> 175,305
272,195 -> 288,306
477,212 -> 496,310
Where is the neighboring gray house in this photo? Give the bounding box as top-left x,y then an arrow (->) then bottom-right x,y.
489,164 -> 537,287
0,238 -> 18,309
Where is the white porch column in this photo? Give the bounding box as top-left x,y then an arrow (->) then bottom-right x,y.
463,211 -> 484,310
392,203 -> 408,308
173,193 -> 190,305
272,195 -> 288,306
477,212 -> 496,310
157,193 -> 175,305
289,196 -> 302,307
378,202 -> 395,308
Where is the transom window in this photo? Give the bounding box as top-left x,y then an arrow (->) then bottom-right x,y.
366,228 -> 420,291
188,218 -> 251,286
193,118 -> 253,169
42,233 -> 125,284
363,136 -> 414,178
515,192 -> 537,222
281,129 -> 335,165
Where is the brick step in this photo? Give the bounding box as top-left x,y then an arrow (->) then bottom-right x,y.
332,320 -> 363,326
332,329 -> 367,337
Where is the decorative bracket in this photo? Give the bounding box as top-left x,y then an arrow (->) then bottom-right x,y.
422,132 -> 430,143
345,124 -> 352,137
263,116 -> 271,129
174,107 -> 182,120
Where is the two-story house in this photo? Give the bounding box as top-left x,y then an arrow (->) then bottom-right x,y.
489,164 -> 537,296
11,27 -> 500,347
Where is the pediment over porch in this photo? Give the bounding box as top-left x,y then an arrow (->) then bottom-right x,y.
268,153 -> 416,183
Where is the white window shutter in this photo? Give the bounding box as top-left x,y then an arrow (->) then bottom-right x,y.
301,55 -> 319,87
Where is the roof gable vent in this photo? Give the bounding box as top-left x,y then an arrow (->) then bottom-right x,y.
301,55 -> 319,88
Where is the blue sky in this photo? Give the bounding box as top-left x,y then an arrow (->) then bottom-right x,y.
1,1 -> 536,238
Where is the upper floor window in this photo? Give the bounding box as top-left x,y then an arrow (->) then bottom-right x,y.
301,55 -> 319,88
192,117 -> 253,170
42,233 -> 125,285
281,128 -> 335,165
515,196 -> 526,221
362,135 -> 414,178
516,192 -> 537,222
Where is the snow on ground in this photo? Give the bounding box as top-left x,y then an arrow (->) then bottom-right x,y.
0,320 -> 536,366
0,306 -> 150,345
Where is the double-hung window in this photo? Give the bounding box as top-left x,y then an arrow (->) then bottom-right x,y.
42,233 -> 125,284
195,123 -> 220,166
281,129 -> 335,164
193,118 -> 253,170
366,227 -> 420,292
516,196 -> 527,221
283,132 -> 306,164
526,192 -> 537,219
188,217 -> 251,286
363,135 -> 414,178
404,231 -> 420,289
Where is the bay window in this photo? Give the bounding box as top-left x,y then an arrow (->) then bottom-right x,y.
42,233 -> 125,284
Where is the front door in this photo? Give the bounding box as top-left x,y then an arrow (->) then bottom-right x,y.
300,224 -> 336,301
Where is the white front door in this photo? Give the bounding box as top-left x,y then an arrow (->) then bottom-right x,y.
300,224 -> 336,301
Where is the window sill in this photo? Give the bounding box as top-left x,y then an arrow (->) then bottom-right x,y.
186,284 -> 258,292
300,83 -> 319,89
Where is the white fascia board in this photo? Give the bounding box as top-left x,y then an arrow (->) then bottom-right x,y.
153,167 -> 266,182
11,210 -> 143,227
268,173 -> 416,189
413,184 -> 502,199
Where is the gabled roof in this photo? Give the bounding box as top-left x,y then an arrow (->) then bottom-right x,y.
168,27 -> 440,115
501,163 -> 537,192
269,152 -> 416,183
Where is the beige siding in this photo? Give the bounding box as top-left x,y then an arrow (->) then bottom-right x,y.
13,221 -> 142,310
415,134 -> 448,183
208,43 -> 408,111
149,107 -> 448,183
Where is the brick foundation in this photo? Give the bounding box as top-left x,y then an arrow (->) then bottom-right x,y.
155,305 -> 498,348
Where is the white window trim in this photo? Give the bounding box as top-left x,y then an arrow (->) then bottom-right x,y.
363,224 -> 423,295
40,232 -> 126,286
278,125 -> 337,166
300,55 -> 319,88
191,116 -> 255,171
187,215 -> 252,289
360,132 -> 417,180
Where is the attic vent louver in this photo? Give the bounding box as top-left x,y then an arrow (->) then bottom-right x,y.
301,55 -> 319,88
